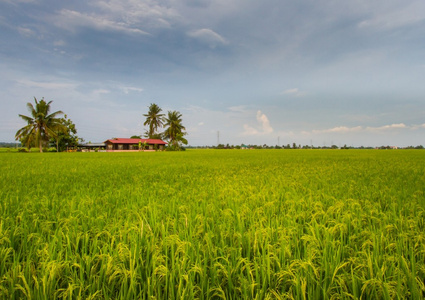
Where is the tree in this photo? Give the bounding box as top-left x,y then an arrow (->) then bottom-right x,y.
142,130 -> 163,140
143,103 -> 165,139
163,110 -> 187,150
15,97 -> 66,152
49,115 -> 82,152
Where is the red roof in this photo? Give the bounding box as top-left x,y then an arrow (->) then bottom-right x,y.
104,138 -> 167,145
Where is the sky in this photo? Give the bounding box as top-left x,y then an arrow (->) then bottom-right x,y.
1,0 -> 425,147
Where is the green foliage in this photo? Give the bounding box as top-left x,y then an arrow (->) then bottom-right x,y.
15,97 -> 66,152
150,133 -> 164,140
0,150 -> 424,298
49,115 -> 82,152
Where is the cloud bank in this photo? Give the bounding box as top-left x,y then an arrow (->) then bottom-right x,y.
309,123 -> 423,134
243,111 -> 273,136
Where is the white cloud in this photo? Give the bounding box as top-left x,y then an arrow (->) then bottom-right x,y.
92,89 -> 110,95
283,88 -> 298,94
243,124 -> 259,136
243,110 -> 273,136
366,123 -> 407,132
121,86 -> 144,94
358,2 -> 425,31
94,0 -> 180,29
2,0 -> 35,4
54,9 -> 150,35
187,28 -> 227,48
411,123 -> 425,130
257,110 -> 273,134
311,123 -> 413,135
282,88 -> 307,97
53,40 -> 66,47
16,79 -> 77,90
312,126 -> 363,134
17,27 -> 35,37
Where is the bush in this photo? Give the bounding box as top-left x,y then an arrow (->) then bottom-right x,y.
166,145 -> 186,151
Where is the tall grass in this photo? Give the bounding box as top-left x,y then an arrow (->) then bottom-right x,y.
0,150 -> 424,299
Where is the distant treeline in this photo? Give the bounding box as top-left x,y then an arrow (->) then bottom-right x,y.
0,142 -> 21,148
187,144 -> 425,150
1,142 -> 423,150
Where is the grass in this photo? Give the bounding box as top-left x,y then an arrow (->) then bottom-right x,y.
0,147 -> 55,153
0,149 -> 424,299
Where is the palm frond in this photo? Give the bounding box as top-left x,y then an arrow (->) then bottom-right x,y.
46,110 -> 64,119
26,102 -> 36,117
18,114 -> 34,123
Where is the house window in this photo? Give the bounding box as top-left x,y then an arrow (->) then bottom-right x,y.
107,144 -> 113,150
118,144 -> 123,150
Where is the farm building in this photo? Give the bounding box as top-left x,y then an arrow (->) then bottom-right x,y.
78,142 -> 107,152
104,138 -> 167,151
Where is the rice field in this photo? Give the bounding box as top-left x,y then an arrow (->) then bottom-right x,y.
0,149 -> 424,299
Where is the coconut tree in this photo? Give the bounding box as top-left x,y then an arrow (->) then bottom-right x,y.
15,97 -> 66,152
143,103 -> 165,138
163,110 -> 187,150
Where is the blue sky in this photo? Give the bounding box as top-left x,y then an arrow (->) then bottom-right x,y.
1,0 -> 425,147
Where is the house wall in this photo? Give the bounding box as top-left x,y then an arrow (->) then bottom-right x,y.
105,142 -> 166,151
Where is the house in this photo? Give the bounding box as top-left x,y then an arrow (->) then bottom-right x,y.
104,138 -> 167,152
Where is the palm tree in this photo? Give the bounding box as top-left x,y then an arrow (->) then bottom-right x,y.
163,110 -> 187,150
143,103 -> 165,138
15,97 -> 66,152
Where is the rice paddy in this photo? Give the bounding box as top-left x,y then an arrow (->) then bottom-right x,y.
0,149 -> 424,299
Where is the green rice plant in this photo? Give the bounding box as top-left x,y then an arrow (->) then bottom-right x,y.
0,150 -> 424,299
